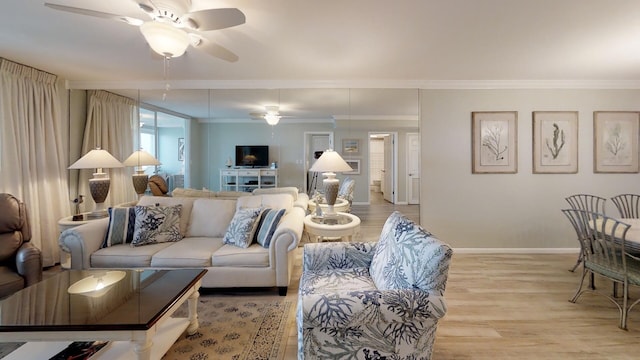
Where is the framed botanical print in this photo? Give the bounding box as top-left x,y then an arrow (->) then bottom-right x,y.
593,111 -> 640,173
178,137 -> 185,161
472,111 -> 518,174
532,111 -> 578,174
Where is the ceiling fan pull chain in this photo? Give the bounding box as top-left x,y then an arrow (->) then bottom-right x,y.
163,56 -> 171,101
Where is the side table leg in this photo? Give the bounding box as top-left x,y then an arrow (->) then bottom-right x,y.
187,286 -> 200,335
132,337 -> 152,360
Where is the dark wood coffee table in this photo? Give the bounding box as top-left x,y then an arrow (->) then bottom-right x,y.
0,268 -> 206,360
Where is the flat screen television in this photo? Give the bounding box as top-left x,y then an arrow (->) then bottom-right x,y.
235,145 -> 269,167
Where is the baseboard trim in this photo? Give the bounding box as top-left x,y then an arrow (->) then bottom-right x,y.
453,248 -> 578,254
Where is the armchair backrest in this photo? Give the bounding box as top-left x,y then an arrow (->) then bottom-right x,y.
338,177 -> 355,203
370,211 -> 452,295
0,193 -> 31,263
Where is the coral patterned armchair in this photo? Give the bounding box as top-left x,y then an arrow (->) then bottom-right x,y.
297,211 -> 452,359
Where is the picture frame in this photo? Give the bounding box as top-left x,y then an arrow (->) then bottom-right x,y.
344,159 -> 360,174
532,111 -> 578,174
472,111 -> 518,174
342,139 -> 360,156
593,111 -> 640,173
178,137 -> 185,161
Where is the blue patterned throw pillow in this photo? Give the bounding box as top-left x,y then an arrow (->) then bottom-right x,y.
102,207 -> 136,248
223,207 -> 264,248
131,205 -> 183,247
255,208 -> 286,248
369,211 -> 452,294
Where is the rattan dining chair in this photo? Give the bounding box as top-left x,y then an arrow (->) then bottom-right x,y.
611,194 -> 640,219
565,194 -> 607,272
563,209 -> 640,330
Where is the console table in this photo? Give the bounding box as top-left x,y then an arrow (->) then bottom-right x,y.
220,168 -> 278,192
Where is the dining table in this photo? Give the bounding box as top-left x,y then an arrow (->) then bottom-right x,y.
591,217 -> 640,254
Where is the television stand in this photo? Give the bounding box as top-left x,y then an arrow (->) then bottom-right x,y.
220,168 -> 278,192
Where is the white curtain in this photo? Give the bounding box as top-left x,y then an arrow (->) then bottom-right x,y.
77,90 -> 137,210
0,58 -> 70,267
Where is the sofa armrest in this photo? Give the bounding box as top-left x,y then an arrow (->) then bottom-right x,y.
15,242 -> 42,286
268,207 -> 304,289
294,192 -> 309,211
303,242 -> 376,272
58,218 -> 109,269
271,207 -> 305,252
300,288 -> 447,328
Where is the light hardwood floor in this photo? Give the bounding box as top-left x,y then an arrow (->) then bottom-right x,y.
283,191 -> 640,359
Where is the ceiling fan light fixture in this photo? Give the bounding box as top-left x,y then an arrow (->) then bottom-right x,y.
140,21 -> 189,58
264,113 -> 281,125
264,105 -> 281,125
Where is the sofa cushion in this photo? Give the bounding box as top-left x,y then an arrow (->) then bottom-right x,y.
131,205 -> 182,247
211,243 -> 269,267
369,211 -> 452,294
236,193 -> 293,211
187,199 -> 236,238
102,207 -> 136,248
222,207 -> 264,248
171,187 -> 216,198
137,196 -> 195,236
252,187 -> 299,201
91,242 -> 173,268
151,237 -> 224,267
255,208 -> 286,248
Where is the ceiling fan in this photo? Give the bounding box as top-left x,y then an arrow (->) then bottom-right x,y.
250,106 -> 288,125
44,0 -> 245,62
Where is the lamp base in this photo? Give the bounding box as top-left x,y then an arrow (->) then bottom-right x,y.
132,173 -> 149,198
323,175 -> 340,217
89,174 -> 110,218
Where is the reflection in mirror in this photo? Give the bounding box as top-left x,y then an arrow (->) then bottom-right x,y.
112,88 -> 420,231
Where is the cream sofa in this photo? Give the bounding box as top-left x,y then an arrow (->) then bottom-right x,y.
59,193 -> 304,295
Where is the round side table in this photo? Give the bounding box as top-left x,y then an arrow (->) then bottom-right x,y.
304,212 -> 361,243
307,198 -> 350,214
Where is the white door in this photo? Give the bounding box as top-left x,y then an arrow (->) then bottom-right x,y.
382,134 -> 394,203
407,132 -> 420,204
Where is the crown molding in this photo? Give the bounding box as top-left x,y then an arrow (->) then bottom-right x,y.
66,79 -> 640,90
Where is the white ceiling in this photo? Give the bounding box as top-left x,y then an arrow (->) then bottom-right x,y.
2,0 -> 640,119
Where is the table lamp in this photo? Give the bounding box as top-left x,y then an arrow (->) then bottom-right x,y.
123,149 -> 161,198
69,148 -> 124,218
309,149 -> 353,216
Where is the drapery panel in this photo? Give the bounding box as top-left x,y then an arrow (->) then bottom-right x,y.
76,90 -> 137,210
0,58 -> 70,267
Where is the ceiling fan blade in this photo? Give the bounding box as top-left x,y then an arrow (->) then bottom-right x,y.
195,38 -> 239,62
184,8 -> 246,31
45,3 -> 144,26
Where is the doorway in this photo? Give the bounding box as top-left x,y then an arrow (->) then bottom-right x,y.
368,132 -> 397,204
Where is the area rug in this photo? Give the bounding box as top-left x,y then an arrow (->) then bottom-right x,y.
162,295 -> 295,360
0,295 -> 294,360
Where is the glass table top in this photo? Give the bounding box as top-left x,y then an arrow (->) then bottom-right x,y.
309,214 -> 354,226
0,269 -> 206,332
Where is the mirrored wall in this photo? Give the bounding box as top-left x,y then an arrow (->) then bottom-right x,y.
107,88 -> 420,206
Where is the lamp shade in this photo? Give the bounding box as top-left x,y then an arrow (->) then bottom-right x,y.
140,21 -> 190,58
123,150 -> 161,167
309,149 -> 352,173
69,148 -> 124,170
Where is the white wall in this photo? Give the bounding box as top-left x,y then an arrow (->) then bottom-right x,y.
420,89 -> 640,249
